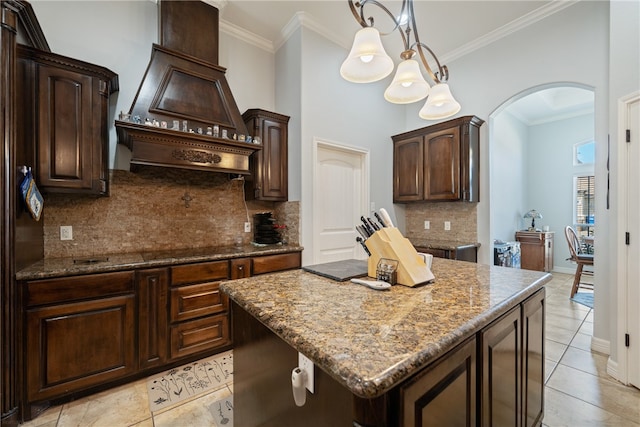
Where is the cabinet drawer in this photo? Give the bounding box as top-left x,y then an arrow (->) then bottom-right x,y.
515,232 -> 544,243
26,271 -> 135,307
170,261 -> 229,286
230,258 -> 252,279
170,313 -> 230,359
252,252 -> 301,275
170,281 -> 228,322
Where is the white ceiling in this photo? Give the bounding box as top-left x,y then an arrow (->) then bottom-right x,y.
214,0 -> 591,124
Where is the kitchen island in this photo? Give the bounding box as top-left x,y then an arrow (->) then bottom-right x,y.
221,257 -> 551,426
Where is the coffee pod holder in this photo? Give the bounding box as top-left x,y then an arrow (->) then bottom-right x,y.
365,227 -> 435,287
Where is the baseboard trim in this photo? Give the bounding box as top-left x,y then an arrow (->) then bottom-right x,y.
606,357 -> 623,383
591,336 -> 610,355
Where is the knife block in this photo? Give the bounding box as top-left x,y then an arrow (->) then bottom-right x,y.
365,227 -> 434,287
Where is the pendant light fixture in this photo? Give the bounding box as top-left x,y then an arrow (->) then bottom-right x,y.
340,0 -> 461,120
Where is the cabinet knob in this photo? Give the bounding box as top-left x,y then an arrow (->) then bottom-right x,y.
238,265 -> 243,270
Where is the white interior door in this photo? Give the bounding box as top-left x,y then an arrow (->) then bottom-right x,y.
626,97 -> 639,389
313,139 -> 369,264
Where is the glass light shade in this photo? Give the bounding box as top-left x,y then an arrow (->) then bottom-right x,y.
383,59 -> 430,104
419,83 -> 461,120
340,27 -> 394,83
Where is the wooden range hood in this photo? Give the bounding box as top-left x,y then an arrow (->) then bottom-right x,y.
115,0 -> 258,175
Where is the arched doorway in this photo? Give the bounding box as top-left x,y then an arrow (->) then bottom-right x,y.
488,83 -> 595,273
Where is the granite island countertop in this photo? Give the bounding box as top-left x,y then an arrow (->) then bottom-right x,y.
221,257 -> 550,399
16,244 -> 303,281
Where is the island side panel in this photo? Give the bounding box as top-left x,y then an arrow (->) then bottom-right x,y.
232,301 -> 358,426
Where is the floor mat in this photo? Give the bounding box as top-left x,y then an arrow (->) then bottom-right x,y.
147,350 -> 233,412
571,292 -> 593,309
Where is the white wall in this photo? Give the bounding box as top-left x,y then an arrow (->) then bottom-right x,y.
490,111 -> 528,244
275,28 -> 302,201
220,32 -> 275,113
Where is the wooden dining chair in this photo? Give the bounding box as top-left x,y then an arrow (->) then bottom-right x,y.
564,225 -> 594,298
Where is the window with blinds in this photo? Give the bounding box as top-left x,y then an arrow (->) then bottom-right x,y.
575,175 -> 595,236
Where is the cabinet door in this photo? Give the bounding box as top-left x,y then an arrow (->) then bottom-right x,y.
258,117 -> 288,200
393,136 -> 424,202
481,306 -> 522,427
400,337 -> 476,427
37,64 -> 93,190
26,295 -> 136,401
517,232 -> 547,272
424,126 -> 460,201
243,109 -> 289,201
522,289 -> 545,427
138,268 -> 168,370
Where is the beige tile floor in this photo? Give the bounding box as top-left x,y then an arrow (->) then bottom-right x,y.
20,272 -> 640,427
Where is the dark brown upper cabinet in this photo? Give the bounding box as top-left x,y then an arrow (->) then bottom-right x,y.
392,115 -> 484,203
18,45 -> 118,195
242,109 -> 290,201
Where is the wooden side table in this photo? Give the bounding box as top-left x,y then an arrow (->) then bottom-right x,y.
515,231 -> 554,272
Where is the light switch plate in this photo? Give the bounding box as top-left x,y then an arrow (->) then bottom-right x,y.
444,221 -> 451,231
244,222 -> 251,233
298,352 -> 314,393
60,226 -> 73,241
424,220 -> 430,230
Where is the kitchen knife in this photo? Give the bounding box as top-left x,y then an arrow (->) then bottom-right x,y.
374,212 -> 387,227
379,208 -> 394,228
360,216 -> 375,236
355,225 -> 370,239
367,217 -> 380,231
356,237 -> 371,256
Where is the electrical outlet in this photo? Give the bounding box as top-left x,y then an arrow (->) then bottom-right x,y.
244,222 -> 251,233
60,226 -> 73,241
444,221 -> 451,231
424,220 -> 430,230
298,352 -> 314,393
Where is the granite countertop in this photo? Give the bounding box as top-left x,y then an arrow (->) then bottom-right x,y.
410,238 -> 480,250
221,258 -> 550,399
16,244 -> 303,281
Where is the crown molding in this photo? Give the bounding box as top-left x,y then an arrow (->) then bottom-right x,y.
220,0 -> 578,59
277,11 -> 350,52
202,0 -> 227,10
220,19 -> 275,53
439,0 -> 579,65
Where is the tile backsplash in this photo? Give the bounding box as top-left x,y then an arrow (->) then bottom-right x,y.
404,202 -> 478,243
43,168 -> 299,259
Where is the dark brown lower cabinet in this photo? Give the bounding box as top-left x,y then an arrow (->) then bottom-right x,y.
522,289 -> 545,427
138,268 -> 169,370
26,295 -> 136,402
232,288 -> 545,426
481,306 -> 522,426
399,337 -> 476,426
414,244 -> 478,263
21,250 -> 301,422
480,288 -> 545,427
